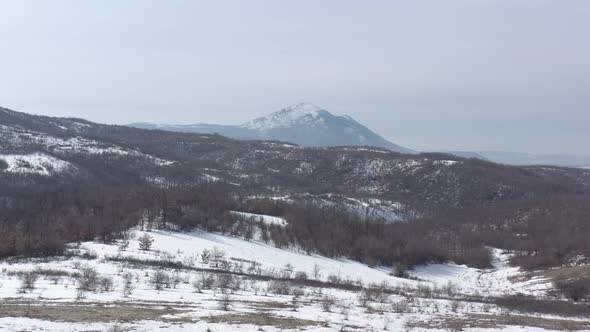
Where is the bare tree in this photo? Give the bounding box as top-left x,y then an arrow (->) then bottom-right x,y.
18,271 -> 39,293
149,270 -> 170,290
122,272 -> 135,297
138,233 -> 154,251
219,293 -> 232,311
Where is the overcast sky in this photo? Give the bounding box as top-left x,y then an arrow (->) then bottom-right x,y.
1,1 -> 589,154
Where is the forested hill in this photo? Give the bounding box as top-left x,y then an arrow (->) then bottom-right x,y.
2,106 -> 589,212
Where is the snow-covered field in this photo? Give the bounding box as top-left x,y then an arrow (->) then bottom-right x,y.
411,249 -> 550,297
0,225 -> 585,332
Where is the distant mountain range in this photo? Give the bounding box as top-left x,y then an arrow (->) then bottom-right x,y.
129,103 -> 414,154
446,151 -> 590,168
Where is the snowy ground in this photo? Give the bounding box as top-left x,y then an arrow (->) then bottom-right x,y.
410,249 -> 551,297
0,153 -> 74,175
230,211 -> 288,226
0,226 -> 586,332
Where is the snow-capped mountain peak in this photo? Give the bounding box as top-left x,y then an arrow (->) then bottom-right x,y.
129,103 -> 414,153
241,102 -> 329,130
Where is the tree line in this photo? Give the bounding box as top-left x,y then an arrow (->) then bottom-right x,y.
1,182 -> 589,274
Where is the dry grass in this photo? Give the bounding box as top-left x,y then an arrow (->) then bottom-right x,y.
241,299 -> 300,310
0,302 -> 187,323
203,313 -> 318,329
407,313 -> 590,331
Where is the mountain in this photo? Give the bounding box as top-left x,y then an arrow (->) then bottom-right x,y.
442,151 -> 489,161
444,150 -> 590,167
129,103 -> 414,154
472,151 -> 590,167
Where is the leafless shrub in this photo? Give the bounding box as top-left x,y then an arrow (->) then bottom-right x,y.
219,293 -> 232,311
268,280 -> 292,295
200,249 -> 211,265
118,240 -> 129,252
149,270 -> 170,290
277,263 -> 292,278
416,284 -> 433,298
441,280 -> 457,297
232,262 -> 244,274
247,260 -> 261,275
18,271 -> 39,293
358,285 -> 387,308
100,276 -> 115,292
198,272 -> 216,290
321,295 -> 336,312
339,305 -> 351,320
391,299 -> 411,313
312,264 -> 322,279
211,247 -> 226,268
327,273 -> 341,285
191,278 -> 202,293
122,272 -> 135,297
294,271 -> 308,281
77,266 -> 100,292
216,273 -> 235,293
171,273 -> 182,289
358,288 -> 372,308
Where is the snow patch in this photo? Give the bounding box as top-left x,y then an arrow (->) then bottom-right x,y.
231,211 -> 287,226
201,173 -> 220,182
434,160 -> 459,166
0,153 -> 74,176
411,249 -> 551,297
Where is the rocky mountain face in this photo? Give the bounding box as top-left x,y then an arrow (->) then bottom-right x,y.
130,103 -> 414,154
3,106 -> 590,220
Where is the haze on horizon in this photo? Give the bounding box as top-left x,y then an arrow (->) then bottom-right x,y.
1,1 -> 589,155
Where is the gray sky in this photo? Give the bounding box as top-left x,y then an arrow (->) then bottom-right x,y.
1,0 -> 589,154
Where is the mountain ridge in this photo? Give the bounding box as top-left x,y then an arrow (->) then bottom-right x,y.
129,103 -> 414,154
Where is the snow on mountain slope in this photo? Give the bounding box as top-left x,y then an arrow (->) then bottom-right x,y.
0,227 -> 546,298
83,228 -> 405,286
241,103 -> 327,130
0,153 -> 74,176
0,122 -> 174,166
79,228 -> 546,297
129,103 -> 414,153
241,103 -> 414,153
